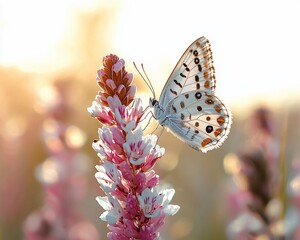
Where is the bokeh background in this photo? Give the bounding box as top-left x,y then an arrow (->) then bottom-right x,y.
1,0 -> 300,239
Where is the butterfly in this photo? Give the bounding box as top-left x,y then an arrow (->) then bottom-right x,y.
141,36 -> 232,153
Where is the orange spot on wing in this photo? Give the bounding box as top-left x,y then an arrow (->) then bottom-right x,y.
215,105 -> 222,113
201,138 -> 212,147
204,61 -> 209,68
217,116 -> 225,126
204,80 -> 210,89
214,128 -> 222,137
204,71 -> 209,79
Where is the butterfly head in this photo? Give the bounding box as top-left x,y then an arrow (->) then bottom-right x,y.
149,97 -> 159,108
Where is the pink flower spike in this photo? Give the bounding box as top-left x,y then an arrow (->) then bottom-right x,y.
89,54 -> 179,238
112,58 -> 125,73
96,69 -> 105,80
87,100 -> 114,125
130,97 -> 143,120
110,126 -> 125,146
116,84 -> 126,96
99,127 -> 123,154
96,194 -> 122,225
124,72 -> 133,85
114,98 -> 144,133
107,95 -> 122,113
95,161 -> 120,193
145,170 -> 159,189
124,194 -> 139,219
123,85 -> 137,104
138,187 -> 164,218
106,79 -> 117,91
123,127 -> 156,165
119,161 -> 134,182
143,145 -> 165,171
92,140 -> 106,159
115,106 -> 136,132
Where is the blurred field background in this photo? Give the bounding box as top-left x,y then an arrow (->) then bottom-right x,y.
1,0 -> 300,239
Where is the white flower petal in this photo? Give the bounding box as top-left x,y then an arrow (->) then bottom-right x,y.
95,161 -> 119,192
123,142 -> 131,154
107,95 -> 122,111
100,210 -> 119,224
138,187 -> 164,218
162,188 -> 175,207
99,211 -> 109,222
115,108 -> 123,123
164,204 -> 180,216
92,140 -> 102,153
130,156 -> 146,165
95,172 -> 117,192
87,101 -> 100,117
96,195 -> 122,224
122,120 -> 136,132
96,196 -> 111,211
95,165 -> 102,172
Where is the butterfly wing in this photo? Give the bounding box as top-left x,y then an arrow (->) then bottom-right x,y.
164,90 -> 232,153
159,36 -> 216,107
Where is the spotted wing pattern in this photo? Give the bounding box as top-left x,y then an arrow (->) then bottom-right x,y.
159,36 -> 216,108
157,36 -> 231,152
164,90 -> 231,152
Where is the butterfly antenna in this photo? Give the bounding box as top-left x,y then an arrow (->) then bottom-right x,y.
141,63 -> 156,99
133,62 -> 156,99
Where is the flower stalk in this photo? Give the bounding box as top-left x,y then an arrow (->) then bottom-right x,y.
88,54 -> 179,239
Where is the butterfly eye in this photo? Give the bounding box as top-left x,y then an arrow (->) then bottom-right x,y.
149,98 -> 158,107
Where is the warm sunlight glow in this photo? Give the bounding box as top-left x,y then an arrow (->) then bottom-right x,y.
170,218 -> 193,239
2,117 -> 26,139
234,174 -> 248,191
224,153 -> 241,175
35,85 -> 60,114
265,199 -> 282,219
0,0 -> 99,72
42,119 -> 65,152
158,151 -> 179,172
290,176 -> 300,194
0,1 -> 67,71
1,0 -> 300,112
36,157 -> 60,184
270,220 -> 286,237
114,0 -> 300,112
65,125 -> 87,149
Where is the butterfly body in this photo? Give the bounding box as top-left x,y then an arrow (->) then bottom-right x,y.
149,36 -> 232,153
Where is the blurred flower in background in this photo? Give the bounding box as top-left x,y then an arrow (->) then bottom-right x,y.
23,79 -> 99,239
225,107 -> 300,239
0,3 -> 119,239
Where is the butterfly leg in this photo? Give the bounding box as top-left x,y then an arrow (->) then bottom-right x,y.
140,108 -> 152,123
140,108 -> 162,133
142,113 -> 154,131
152,127 -> 165,150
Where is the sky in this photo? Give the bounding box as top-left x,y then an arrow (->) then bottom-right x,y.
1,0 -> 300,113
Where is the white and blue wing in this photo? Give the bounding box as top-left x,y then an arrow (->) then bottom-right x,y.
159,36 -> 216,107
164,90 -> 232,152
150,36 -> 232,152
